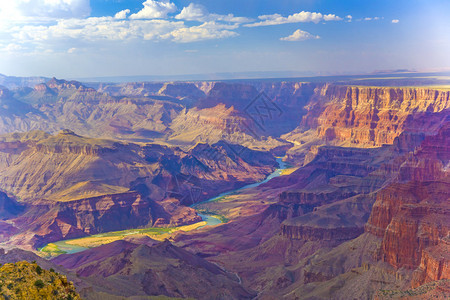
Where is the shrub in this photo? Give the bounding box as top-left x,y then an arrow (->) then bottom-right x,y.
34,279 -> 45,289
36,265 -> 43,275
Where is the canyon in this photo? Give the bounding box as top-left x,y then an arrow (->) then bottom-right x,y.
0,74 -> 448,299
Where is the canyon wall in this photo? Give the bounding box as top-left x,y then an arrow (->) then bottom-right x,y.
316,85 -> 449,145
365,180 -> 449,288
284,85 -> 450,149
11,191 -> 200,248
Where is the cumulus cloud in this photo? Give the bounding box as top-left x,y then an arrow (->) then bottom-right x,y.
0,0 -> 91,20
129,0 -> 176,19
280,29 -> 320,41
245,11 -> 343,27
114,9 -> 130,20
4,16 -> 238,47
9,17 -> 185,43
323,14 -> 342,21
162,22 -> 239,43
175,3 -> 252,23
0,1 -> 344,51
175,3 -> 206,21
392,19 -> 400,23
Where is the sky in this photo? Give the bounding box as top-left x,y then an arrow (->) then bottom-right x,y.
0,0 -> 449,79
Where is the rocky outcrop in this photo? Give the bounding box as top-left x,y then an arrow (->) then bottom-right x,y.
281,224 -> 363,241
280,193 -> 375,242
158,82 -> 206,100
275,145 -> 389,211
412,239 -> 450,288
170,104 -> 254,138
97,82 -> 163,97
381,202 -> 449,269
289,84 -> 450,147
46,77 -> 86,91
10,191 -> 202,248
11,192 -> 152,247
365,180 -> 449,274
365,181 -> 449,238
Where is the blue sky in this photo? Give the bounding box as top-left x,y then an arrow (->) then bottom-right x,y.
0,0 -> 449,78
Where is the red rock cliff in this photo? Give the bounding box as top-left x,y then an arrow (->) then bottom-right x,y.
301,85 -> 450,146
365,180 -> 449,272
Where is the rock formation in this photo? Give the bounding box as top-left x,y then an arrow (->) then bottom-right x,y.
51,240 -> 256,299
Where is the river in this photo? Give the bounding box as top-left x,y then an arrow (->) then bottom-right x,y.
41,157 -> 288,255
192,157 -> 287,226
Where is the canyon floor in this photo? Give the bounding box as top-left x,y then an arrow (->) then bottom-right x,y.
0,72 -> 449,299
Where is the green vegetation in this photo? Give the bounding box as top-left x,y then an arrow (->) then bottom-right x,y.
39,221 -> 207,257
35,266 -> 42,275
210,195 -> 227,203
38,243 -> 68,256
34,280 -> 44,289
0,261 -> 81,299
197,209 -> 229,223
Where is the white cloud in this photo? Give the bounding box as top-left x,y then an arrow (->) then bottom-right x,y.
114,9 -> 130,20
323,14 -> 342,21
245,11 -> 343,27
175,3 -> 252,23
175,3 -> 206,21
3,16 -> 239,48
0,0 -> 90,20
129,0 -> 176,19
363,17 -> 380,21
392,19 -> 400,24
162,22 -> 239,43
5,43 -> 24,52
8,17 -> 185,44
280,29 -> 320,41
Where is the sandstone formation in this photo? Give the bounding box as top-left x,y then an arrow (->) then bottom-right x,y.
305,85 -> 449,145
412,241 -> 450,288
